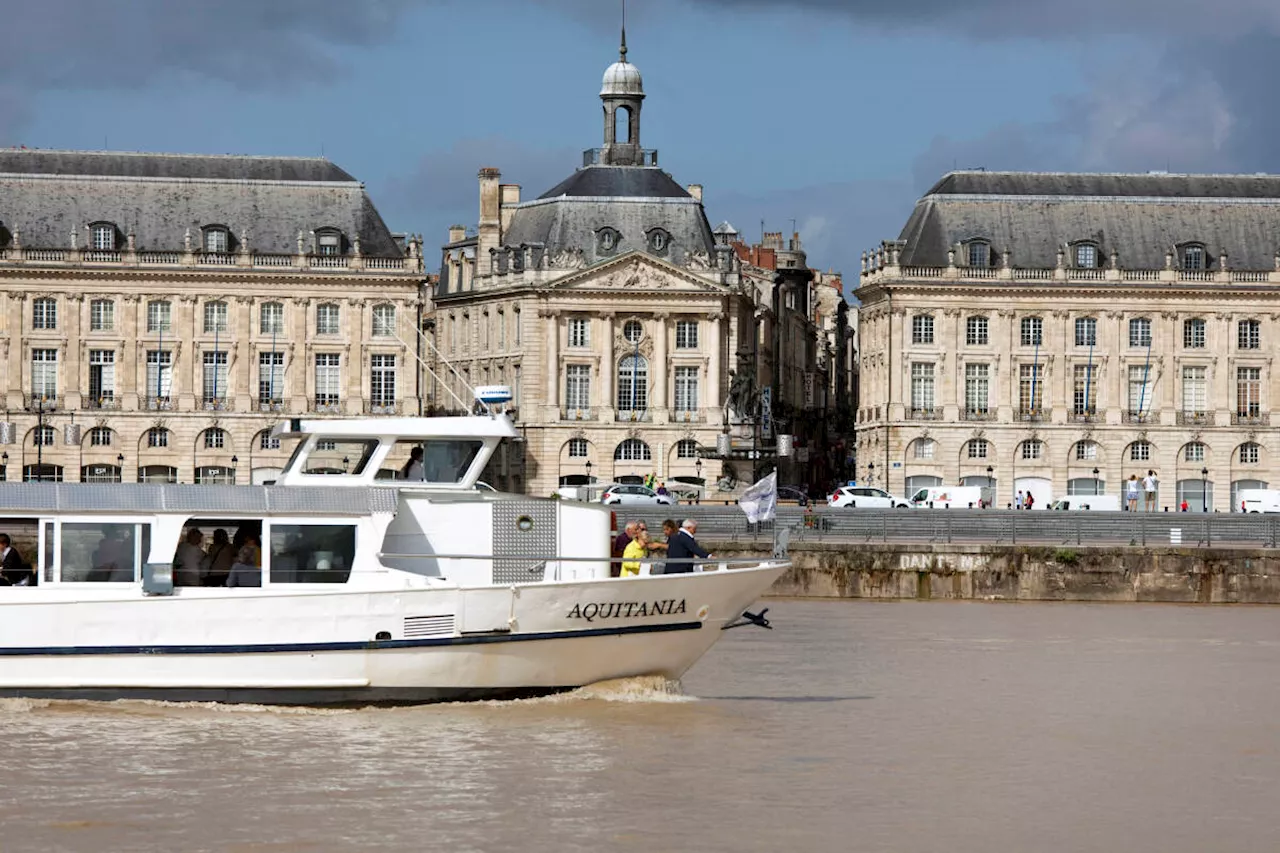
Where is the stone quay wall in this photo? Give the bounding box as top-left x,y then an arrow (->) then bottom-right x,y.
710,540 -> 1280,604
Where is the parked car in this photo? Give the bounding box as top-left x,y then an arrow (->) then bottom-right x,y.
600,484 -> 674,506
828,486 -> 909,509
1049,495 -> 1120,511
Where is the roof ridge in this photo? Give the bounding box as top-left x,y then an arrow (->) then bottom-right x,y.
0,147 -> 335,163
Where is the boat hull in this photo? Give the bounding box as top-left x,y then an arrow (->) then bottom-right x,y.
0,563 -> 785,705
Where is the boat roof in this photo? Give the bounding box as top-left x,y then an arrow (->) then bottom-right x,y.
0,484 -> 400,515
272,415 -> 518,440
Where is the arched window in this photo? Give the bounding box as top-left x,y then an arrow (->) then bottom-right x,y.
139,465 -> 178,484
567,438 -> 588,458
966,439 -> 989,459
1130,441 -> 1152,462
33,425 -> 55,447
204,300 -> 229,334
89,427 -> 113,447
372,304 -> 396,338
1020,440 -> 1044,461
623,319 -> 643,343
261,302 -> 285,335
617,354 -> 648,411
1074,440 -> 1099,461
203,427 -> 227,450
614,439 -> 652,461
1239,443 -> 1261,465
911,438 -> 935,460
147,427 -> 170,449
1184,441 -> 1206,463
195,465 -> 236,485
258,430 -> 281,450
676,439 -> 698,459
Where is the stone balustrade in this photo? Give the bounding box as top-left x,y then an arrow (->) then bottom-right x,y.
0,246 -> 418,273
861,262 -> 1280,286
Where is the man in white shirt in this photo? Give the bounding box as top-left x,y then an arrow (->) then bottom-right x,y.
1142,470 -> 1158,512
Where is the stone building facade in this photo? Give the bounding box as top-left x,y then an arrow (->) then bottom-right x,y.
434,36 -> 850,497
0,150 -> 426,485
857,170 -> 1280,511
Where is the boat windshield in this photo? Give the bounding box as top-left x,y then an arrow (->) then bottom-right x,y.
284,439 -> 379,477
393,438 -> 484,484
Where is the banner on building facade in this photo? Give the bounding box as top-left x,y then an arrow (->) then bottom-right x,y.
760,387 -> 773,439
803,372 -> 815,410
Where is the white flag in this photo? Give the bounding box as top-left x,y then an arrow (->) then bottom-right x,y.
739,470 -> 778,524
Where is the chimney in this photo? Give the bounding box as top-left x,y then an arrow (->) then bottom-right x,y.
499,184 -> 521,233
687,184 -> 703,202
448,224 -> 467,244
477,168 -> 502,275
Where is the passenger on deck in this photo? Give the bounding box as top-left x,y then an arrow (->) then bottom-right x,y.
664,519 -> 712,574
202,528 -> 234,587
611,521 -> 638,578
174,528 -> 206,587
621,529 -> 651,577
226,536 -> 262,588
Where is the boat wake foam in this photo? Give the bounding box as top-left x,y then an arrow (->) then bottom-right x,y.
525,674 -> 695,705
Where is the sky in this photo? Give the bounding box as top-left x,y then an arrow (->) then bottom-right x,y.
3,0 -> 1279,285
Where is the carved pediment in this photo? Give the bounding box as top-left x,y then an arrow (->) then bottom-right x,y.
549,253 -> 725,294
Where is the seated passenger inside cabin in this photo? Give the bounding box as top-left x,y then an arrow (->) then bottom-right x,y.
226,534 -> 262,587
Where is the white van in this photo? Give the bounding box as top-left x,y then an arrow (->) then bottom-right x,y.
909,485 -> 992,509
1049,495 -> 1120,511
1238,488 -> 1280,513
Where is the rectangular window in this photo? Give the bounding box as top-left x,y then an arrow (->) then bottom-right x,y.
1131,442 -> 1151,462
675,320 -> 699,349
966,316 -> 988,346
1019,364 -> 1042,413
205,229 -> 228,253
370,355 -> 396,406
964,363 -> 988,414
1075,244 -> 1097,268
1237,366 -> 1261,417
1073,364 -> 1097,415
1129,318 -> 1152,348
565,364 -> 591,409
261,303 -> 284,335
146,351 -> 173,401
911,315 -> 934,345
1183,318 -> 1206,349
31,349 -> 57,400
567,318 -> 590,348
1020,317 -> 1043,346
146,301 -> 171,333
269,524 -> 356,585
968,439 -> 989,460
1074,317 -> 1097,347
1241,444 -> 1260,464
1022,441 -> 1043,461
1129,365 -> 1153,414
910,362 -> 935,411
316,304 -> 340,336
89,350 -> 115,404
616,357 -> 648,411
315,354 -> 341,406
258,352 -> 284,404
202,351 -> 228,403
968,242 -> 989,268
1238,320 -> 1260,350
1185,443 -> 1205,462
1182,366 -> 1207,414
1182,246 -> 1205,271
674,366 -> 699,412
91,225 -> 116,252
32,298 -> 57,330
318,233 -> 341,256
914,440 -> 935,460
1076,442 -> 1098,461
372,305 -> 395,338
60,522 -> 139,583
204,301 -> 228,334
90,299 -> 115,332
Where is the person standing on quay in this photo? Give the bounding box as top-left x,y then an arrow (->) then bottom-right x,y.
1126,474 -> 1140,512
1143,470 -> 1159,512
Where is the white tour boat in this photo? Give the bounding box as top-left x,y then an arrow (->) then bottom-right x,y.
0,411 -> 787,705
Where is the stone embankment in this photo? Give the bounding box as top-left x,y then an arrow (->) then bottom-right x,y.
711,541 -> 1280,604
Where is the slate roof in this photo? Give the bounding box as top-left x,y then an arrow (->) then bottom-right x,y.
506,165 -> 714,264
0,149 -> 404,257
898,170 -> 1280,270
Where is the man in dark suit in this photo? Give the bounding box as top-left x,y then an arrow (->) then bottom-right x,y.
663,519 -> 711,574
0,533 -> 31,586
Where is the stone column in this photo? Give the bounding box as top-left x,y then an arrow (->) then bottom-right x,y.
654,312 -> 669,412
708,312 -> 723,419
545,311 -> 559,408
600,312 -> 614,417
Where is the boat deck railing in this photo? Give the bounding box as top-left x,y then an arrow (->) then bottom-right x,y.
376,551 -> 783,580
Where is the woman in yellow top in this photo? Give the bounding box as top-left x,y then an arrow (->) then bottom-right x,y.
621,529 -> 650,577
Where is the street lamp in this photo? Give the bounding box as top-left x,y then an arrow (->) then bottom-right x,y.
1092,467 -> 1099,497
1201,467 -> 1208,512
867,461 -> 875,487
986,465 -> 993,508
585,459 -> 593,480
117,453 -> 124,484
231,455 -> 239,485
1,451 -> 7,482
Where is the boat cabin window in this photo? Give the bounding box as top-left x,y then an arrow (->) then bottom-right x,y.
285,438 -> 379,476
269,524 -> 355,584
393,438 -> 484,483
60,522 -> 149,583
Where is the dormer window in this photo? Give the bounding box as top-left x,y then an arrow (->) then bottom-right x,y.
597,227 -> 620,255
1074,242 -> 1099,269
1180,243 -> 1206,271
316,229 -> 344,257
647,228 -> 670,255
90,222 -> 117,251
966,240 -> 991,268
203,226 -> 230,254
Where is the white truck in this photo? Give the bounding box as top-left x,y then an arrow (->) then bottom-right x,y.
1049,495 -> 1121,511
908,485 -> 993,509
1237,488 -> 1280,513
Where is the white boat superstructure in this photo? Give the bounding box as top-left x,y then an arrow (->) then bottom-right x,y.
0,413 -> 787,705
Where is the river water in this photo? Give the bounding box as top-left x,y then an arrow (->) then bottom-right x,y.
4,600 -> 1280,852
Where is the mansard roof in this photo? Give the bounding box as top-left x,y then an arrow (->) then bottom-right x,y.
537,166 -> 691,200
898,170 -> 1280,270
0,149 -> 404,257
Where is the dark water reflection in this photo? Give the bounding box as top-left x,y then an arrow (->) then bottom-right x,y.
3,600 -> 1280,852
